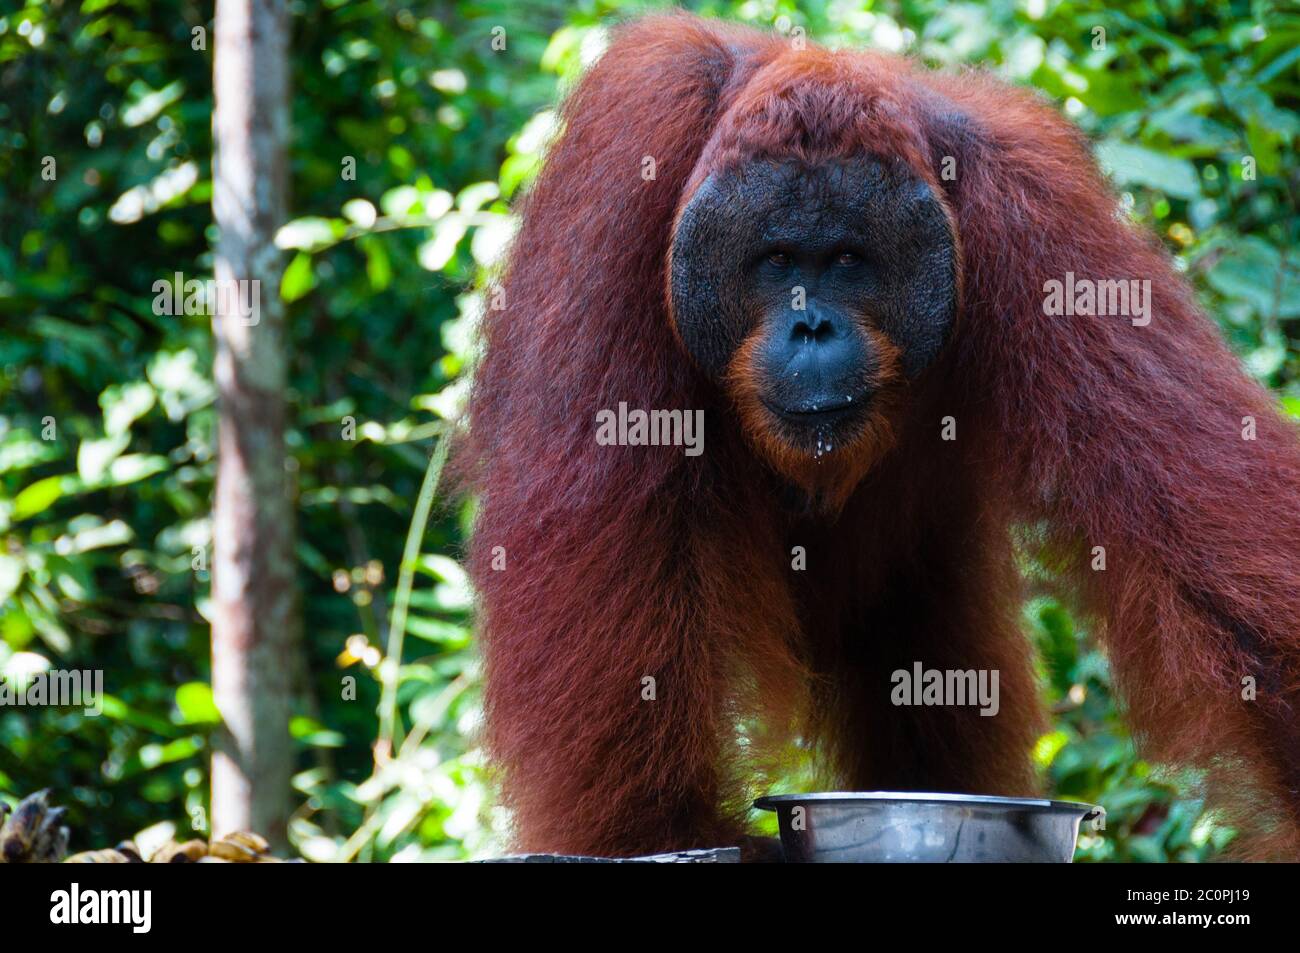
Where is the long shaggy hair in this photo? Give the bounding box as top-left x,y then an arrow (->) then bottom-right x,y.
457,13 -> 1300,859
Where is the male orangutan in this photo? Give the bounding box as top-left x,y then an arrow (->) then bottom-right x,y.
458,13 -> 1300,859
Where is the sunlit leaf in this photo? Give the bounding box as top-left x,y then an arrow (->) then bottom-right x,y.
12,475 -> 65,521
281,251 -> 317,302
100,381 -> 156,437
174,682 -> 221,725
275,216 -> 342,251
76,433 -> 130,484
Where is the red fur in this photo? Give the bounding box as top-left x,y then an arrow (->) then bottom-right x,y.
459,13 -> 1300,858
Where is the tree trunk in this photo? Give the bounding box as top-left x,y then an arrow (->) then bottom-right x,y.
210,0 -> 295,849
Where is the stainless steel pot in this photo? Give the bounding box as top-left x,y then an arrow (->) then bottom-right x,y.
753,792 -> 1102,863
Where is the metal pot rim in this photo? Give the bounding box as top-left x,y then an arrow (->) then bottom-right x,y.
753,791 -> 1100,815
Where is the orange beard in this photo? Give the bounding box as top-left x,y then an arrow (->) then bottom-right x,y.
724,327 -> 903,514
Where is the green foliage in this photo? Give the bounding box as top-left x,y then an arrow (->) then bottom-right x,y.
0,0 -> 1296,861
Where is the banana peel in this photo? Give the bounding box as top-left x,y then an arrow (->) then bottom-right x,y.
69,830 -> 285,863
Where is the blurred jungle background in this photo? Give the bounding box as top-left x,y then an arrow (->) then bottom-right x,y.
1,0 -> 1298,862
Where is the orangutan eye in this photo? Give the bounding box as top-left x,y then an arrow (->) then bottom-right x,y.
767,251 -> 791,267
836,251 -> 861,267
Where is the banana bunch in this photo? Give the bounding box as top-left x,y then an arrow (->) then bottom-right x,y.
0,790 -> 70,863
66,830 -> 285,863
2,790 -> 296,863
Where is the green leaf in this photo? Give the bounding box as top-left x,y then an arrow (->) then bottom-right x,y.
0,554 -> 23,604
77,433 -> 130,484
97,695 -> 179,735
1033,730 -> 1070,769
413,553 -> 469,588
1095,141 -> 1200,200
499,153 -> 540,199
281,252 -> 317,302
105,454 -> 169,487
274,216 -> 342,252
122,79 -> 185,127
1256,45 -> 1300,84
403,615 -> 470,645
174,682 -> 221,725
148,348 -> 215,420
291,716 -> 345,747
417,215 -> 467,271
1246,341 -> 1287,378
341,198 -> 377,227
58,518 -> 133,554
456,181 -> 499,214
359,235 -> 392,291
380,185 -> 422,217
1245,117 -> 1281,176
1206,237 -> 1300,318
100,380 -> 156,437
12,475 -> 65,521
0,432 -> 61,475
138,736 -> 203,768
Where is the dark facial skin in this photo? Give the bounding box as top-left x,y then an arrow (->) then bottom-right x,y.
746,242 -> 875,425
670,157 -> 957,455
